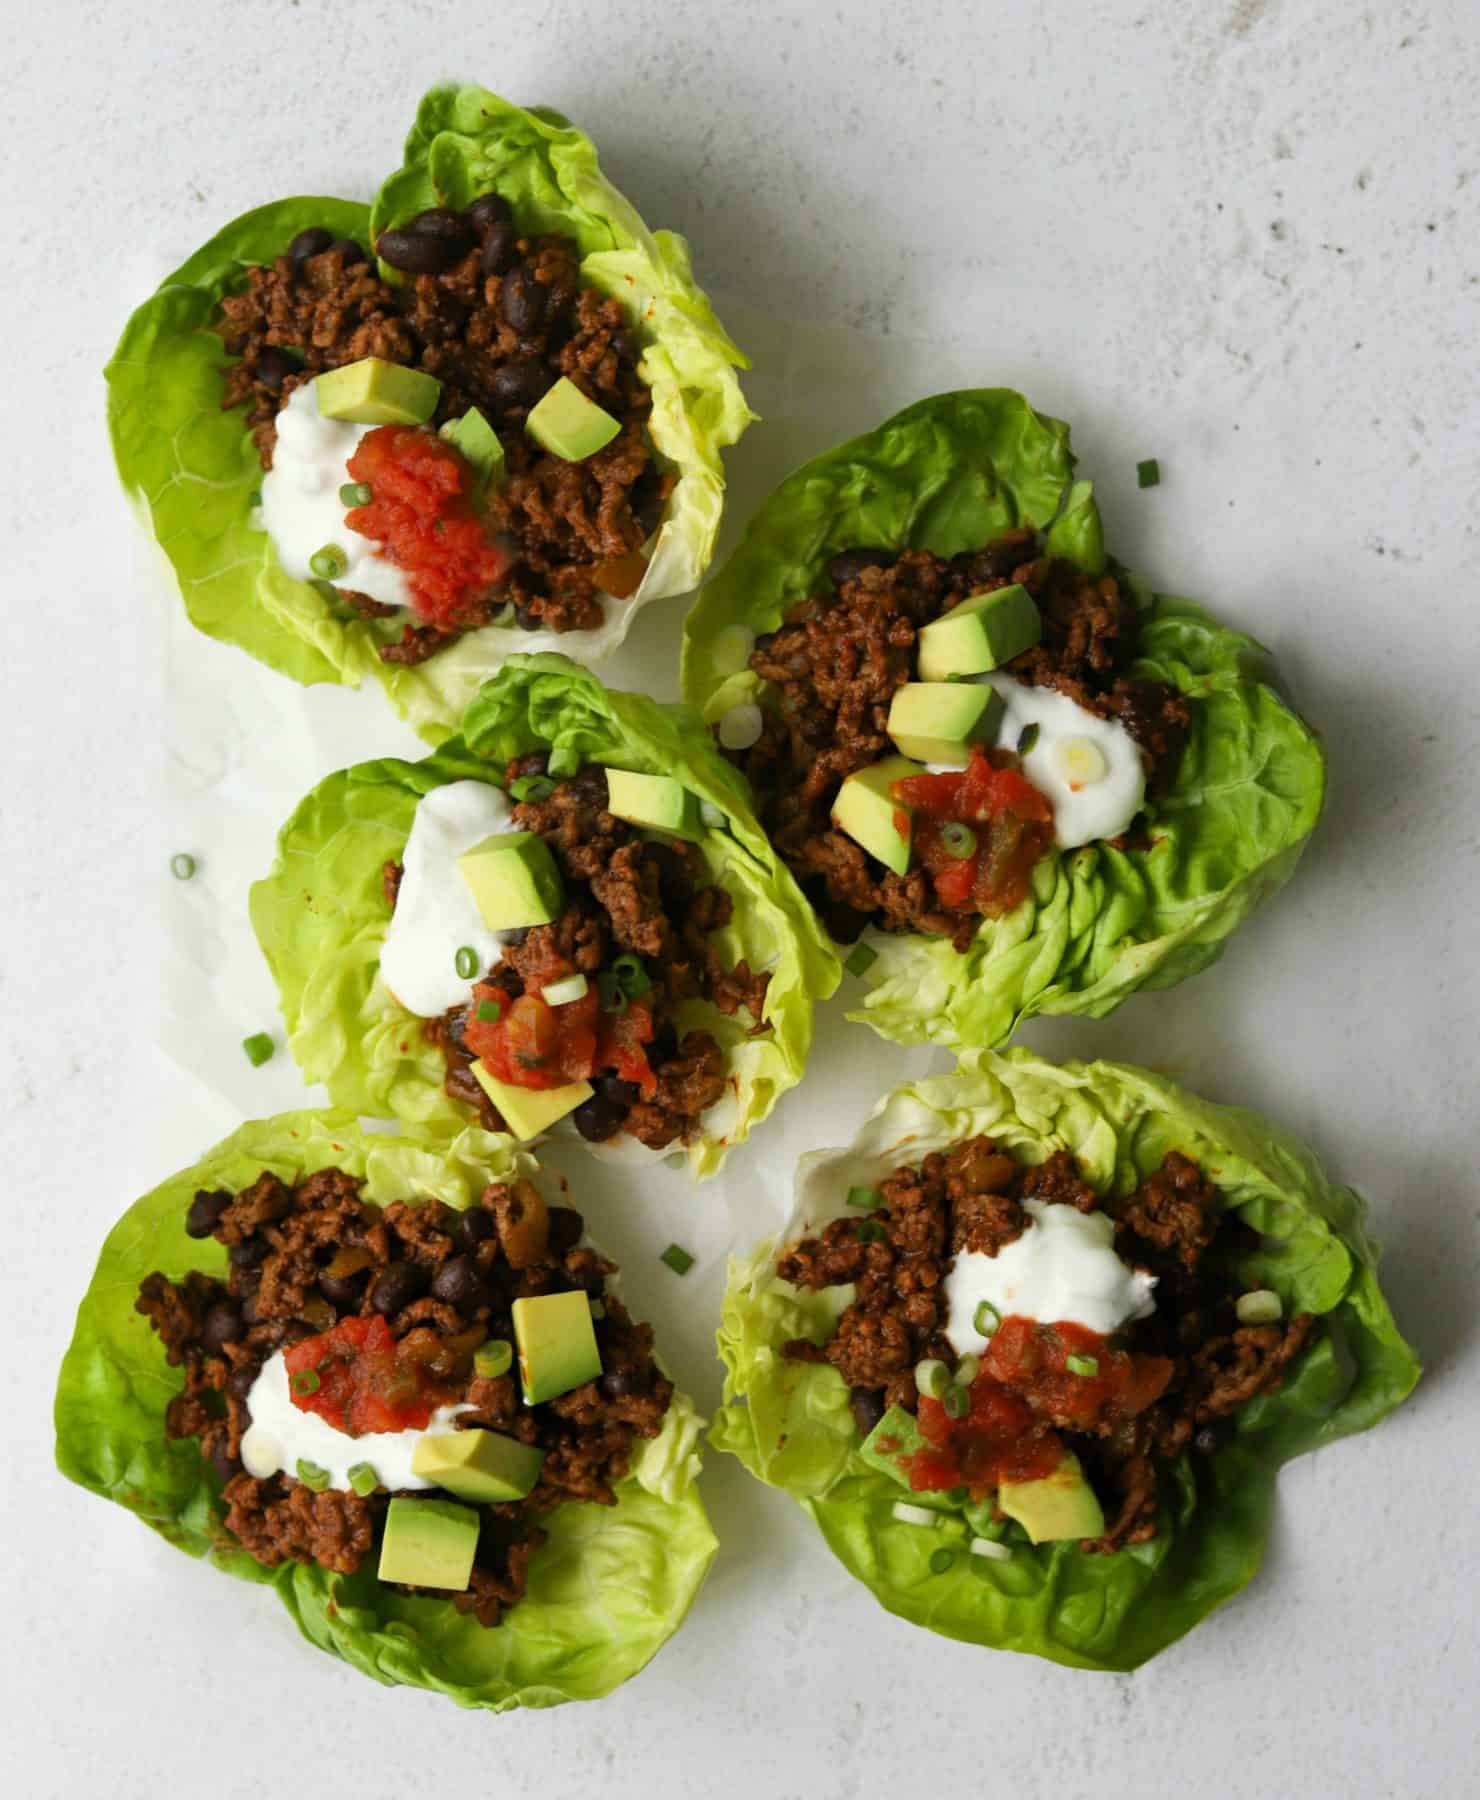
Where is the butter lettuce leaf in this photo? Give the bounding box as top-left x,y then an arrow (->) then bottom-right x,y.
54,1111 -> 716,1711
106,83 -> 752,744
681,391 -> 1325,1047
713,1050 -> 1418,1671
249,655 -> 839,1177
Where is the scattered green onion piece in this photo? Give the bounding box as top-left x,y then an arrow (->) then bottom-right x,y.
915,1358 -> 950,1400
929,1546 -> 956,1574
541,971 -> 589,1006
308,542 -> 349,580
295,1460 -> 330,1492
973,1300 -> 1001,1338
241,1032 -> 275,1067
597,971 -> 628,1015
846,1186 -> 881,1211
474,1339 -> 513,1379
1065,1353 -> 1100,1378
347,1462 -> 379,1497
339,481 -> 372,507
290,1368 -> 320,1396
169,853 -> 197,881
475,998 -> 502,1024
1136,458 -> 1161,489
942,1384 -> 970,1419
955,1355 -> 981,1388
1017,722 -> 1040,755
891,1501 -> 939,1528
660,1243 -> 695,1276
856,1220 -> 886,1244
844,942 -> 877,978
454,945 -> 479,980
611,951 -> 651,995
1236,1288 -> 1283,1325
545,745 -> 582,778
940,821 -> 977,860
970,1536 -> 1013,1562
509,775 -> 555,803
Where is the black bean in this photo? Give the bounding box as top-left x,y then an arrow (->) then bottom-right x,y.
850,1386 -> 886,1437
444,1004 -> 475,1058
256,346 -> 299,394
597,1076 -> 641,1106
288,226 -> 334,265
240,1293 -> 262,1328
513,603 -> 543,631
370,1260 -> 428,1316
573,1093 -> 628,1142
490,356 -> 552,413
228,1365 -> 257,1401
601,1367 -> 650,1400
185,1188 -> 231,1239
1194,1426 -> 1224,1456
468,192 -> 512,236
408,207 -> 474,249
201,1302 -> 243,1354
647,1022 -> 679,1068
431,1255 -> 484,1309
609,329 -> 636,362
480,220 -> 519,278
327,237 -> 365,266
228,1237 -> 268,1274
376,227 -> 464,275
460,1207 -> 495,1249
318,1268 -> 367,1310
547,1207 -> 584,1256
644,840 -> 692,909
208,1443 -> 238,1485
826,547 -> 895,589
498,264 -> 547,333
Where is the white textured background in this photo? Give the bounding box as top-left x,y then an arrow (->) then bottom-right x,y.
5,2 -> 1479,1796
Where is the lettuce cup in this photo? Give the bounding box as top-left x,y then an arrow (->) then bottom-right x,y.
250,655 -> 839,1177
107,83 -> 751,744
682,390 -> 1325,1049
714,1051 -> 1417,1671
54,1111 -> 714,1711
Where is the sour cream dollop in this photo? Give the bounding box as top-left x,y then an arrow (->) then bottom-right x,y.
944,1199 -> 1157,1354
982,675 -> 1146,849
260,382 -> 412,609
380,779 -> 517,1017
239,1350 -> 471,1492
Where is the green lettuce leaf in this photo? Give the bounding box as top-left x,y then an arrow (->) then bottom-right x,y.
681,391 -> 1326,1047
712,1050 -> 1418,1671
249,655 -> 840,1177
54,1110 -> 716,1711
106,83 -> 753,744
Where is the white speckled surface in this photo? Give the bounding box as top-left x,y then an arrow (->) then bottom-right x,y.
6,1 -> 1480,1794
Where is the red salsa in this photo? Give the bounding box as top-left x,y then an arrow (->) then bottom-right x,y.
892,746 -> 1054,916
345,426 -> 514,631
464,984 -> 658,1096
283,1314 -> 463,1436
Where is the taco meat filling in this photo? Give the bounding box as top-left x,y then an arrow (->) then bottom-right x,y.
728,534 -> 1191,949
397,757 -> 771,1148
778,1137 -> 1313,1551
137,1165 -> 673,1627
216,197 -> 670,662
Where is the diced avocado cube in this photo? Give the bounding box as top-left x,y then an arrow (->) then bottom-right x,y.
377,1495 -> 480,1590
831,756 -> 922,877
439,407 -> 505,495
525,377 -> 621,462
411,1427 -> 545,1503
916,585 -> 1041,682
457,830 -> 564,931
604,768 -> 696,837
859,1405 -> 927,1488
469,1064 -> 593,1141
886,682 -> 1006,766
512,1290 -> 603,1405
997,1450 -> 1105,1544
314,357 -> 442,425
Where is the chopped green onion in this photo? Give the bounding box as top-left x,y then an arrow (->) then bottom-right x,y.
610,951 -> 651,997
970,1536 -> 1013,1562
1065,1353 -> 1099,1378
542,972 -> 589,1006
290,1368 -> 320,1396
844,942 -> 877,978
509,774 -> 555,803
339,481 -> 372,507
940,821 -> 977,860
929,1546 -> 956,1574
1017,722 -> 1040,755
846,1186 -> 881,1211
545,746 -> 581,778
347,1462 -> 379,1497
295,1460 -> 329,1492
1136,458 -> 1161,489
309,543 -> 349,580
475,998 -> 502,1024
454,945 -> 479,980
973,1300 -> 1001,1338
915,1358 -> 950,1400
942,1384 -> 970,1419
856,1219 -> 886,1244
474,1339 -> 513,1379
1236,1288 -> 1283,1325
241,1032 -> 275,1067
597,971 -> 628,1014
891,1501 -> 939,1528
660,1243 -> 695,1276
169,852 -> 197,881
955,1355 -> 980,1388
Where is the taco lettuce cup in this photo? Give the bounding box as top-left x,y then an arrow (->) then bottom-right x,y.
250,654 -> 839,1178
54,1110 -> 714,1711
107,83 -> 752,744
681,390 -> 1325,1049
713,1050 -> 1417,1671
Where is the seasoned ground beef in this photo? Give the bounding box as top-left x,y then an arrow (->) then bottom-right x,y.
732,534 -> 1191,944
410,758 -> 770,1149
778,1136 -> 1313,1552
217,200 -> 672,658
137,1164 -> 673,1627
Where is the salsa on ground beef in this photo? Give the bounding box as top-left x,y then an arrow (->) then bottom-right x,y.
778,1136 -> 1313,1552
397,757 -> 771,1149
730,531 -> 1191,949
137,1164 -> 673,1628
217,198 -> 671,663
